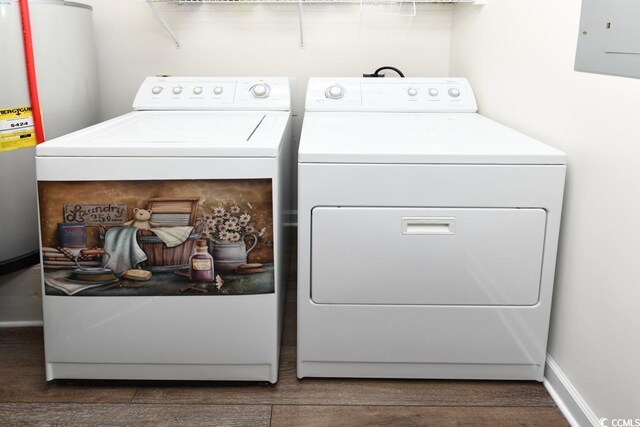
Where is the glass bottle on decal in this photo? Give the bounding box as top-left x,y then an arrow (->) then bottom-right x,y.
189,239 -> 214,283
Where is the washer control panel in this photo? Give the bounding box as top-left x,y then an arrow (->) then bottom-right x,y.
133,77 -> 290,111
305,78 -> 477,113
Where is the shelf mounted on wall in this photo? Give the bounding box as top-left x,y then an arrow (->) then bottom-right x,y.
146,0 -> 182,48
144,0 -> 484,49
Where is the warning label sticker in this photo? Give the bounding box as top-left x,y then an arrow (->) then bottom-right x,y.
0,106 -> 36,152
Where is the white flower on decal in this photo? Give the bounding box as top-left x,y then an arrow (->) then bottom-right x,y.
215,275 -> 224,290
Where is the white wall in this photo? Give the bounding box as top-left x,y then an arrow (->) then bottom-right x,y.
451,0 -> 640,421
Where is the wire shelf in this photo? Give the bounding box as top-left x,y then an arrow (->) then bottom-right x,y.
143,0 -> 481,48
148,0 -> 476,3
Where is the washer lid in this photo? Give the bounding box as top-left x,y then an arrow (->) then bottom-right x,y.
36,110 -> 290,157
299,112 -> 566,165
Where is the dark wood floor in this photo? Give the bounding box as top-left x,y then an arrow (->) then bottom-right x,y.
0,249 -> 568,426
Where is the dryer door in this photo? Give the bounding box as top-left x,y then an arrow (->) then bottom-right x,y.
311,207 -> 546,306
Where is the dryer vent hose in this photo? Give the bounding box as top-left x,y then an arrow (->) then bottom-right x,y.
363,66 -> 406,78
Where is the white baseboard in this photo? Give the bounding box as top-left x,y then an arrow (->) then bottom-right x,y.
544,355 -> 600,427
0,320 -> 43,328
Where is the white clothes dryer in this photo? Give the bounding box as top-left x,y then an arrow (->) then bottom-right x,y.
36,77 -> 292,383
297,78 -> 566,381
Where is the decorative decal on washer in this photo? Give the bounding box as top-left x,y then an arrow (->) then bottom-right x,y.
0,106 -> 36,152
38,179 -> 274,296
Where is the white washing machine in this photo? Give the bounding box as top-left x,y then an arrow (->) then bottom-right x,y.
36,77 -> 292,382
297,77 -> 566,381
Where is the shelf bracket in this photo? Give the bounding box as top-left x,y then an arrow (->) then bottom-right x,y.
298,0 -> 305,48
146,0 -> 182,49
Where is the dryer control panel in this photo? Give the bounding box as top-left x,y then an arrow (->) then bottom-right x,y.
305,78 -> 477,113
133,77 -> 291,111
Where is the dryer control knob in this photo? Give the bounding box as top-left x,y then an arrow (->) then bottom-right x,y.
448,88 -> 461,98
407,88 -> 418,97
152,86 -> 163,95
213,86 -> 224,95
429,88 -> 439,97
193,86 -> 204,95
325,85 -> 345,100
250,84 -> 270,99
172,86 -> 183,95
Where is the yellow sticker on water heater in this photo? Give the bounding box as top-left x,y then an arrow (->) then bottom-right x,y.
0,106 -> 36,152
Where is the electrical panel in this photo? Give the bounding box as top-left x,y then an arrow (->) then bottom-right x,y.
575,0 -> 640,79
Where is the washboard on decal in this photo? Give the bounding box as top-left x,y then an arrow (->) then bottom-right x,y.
147,198 -> 200,227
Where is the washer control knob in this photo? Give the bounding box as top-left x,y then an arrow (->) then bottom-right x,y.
250,83 -> 270,98
407,88 -> 418,97
429,88 -> 439,97
325,85 -> 345,100
448,88 -> 461,98
193,86 -> 203,95
152,86 -> 163,95
213,86 -> 224,95
172,86 -> 183,95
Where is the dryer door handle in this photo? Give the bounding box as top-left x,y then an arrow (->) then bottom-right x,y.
401,217 -> 456,235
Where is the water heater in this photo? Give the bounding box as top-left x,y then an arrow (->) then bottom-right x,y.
0,0 -> 98,274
